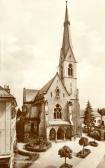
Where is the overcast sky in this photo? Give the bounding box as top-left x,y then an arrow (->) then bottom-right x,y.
0,0 -> 105,109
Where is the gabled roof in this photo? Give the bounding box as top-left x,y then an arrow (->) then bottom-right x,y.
39,72 -> 70,96
23,88 -> 39,103
0,86 -> 14,98
24,72 -> 70,103
39,74 -> 56,94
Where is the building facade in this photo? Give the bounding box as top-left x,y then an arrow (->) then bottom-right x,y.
23,3 -> 81,141
0,85 -> 17,167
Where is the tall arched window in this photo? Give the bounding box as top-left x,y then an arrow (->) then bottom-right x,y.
68,64 -> 73,76
56,87 -> 60,97
53,104 -> 62,119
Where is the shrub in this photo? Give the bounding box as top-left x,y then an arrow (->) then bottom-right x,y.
89,131 -> 101,141
25,140 -> 52,152
89,141 -> 98,147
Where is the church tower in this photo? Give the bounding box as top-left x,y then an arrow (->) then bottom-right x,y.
59,2 -> 77,100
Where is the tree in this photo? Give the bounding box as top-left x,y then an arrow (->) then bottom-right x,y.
97,108 -> 105,126
79,137 -> 88,154
58,146 -> 72,166
84,101 -> 95,133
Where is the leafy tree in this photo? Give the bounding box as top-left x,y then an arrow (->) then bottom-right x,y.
58,146 -> 72,166
79,137 -> 88,154
84,101 -> 95,133
97,108 -> 105,126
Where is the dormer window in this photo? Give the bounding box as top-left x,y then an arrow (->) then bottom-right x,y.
68,64 -> 73,76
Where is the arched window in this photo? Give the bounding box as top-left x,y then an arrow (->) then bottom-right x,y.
53,104 -> 62,119
56,87 -> 60,97
68,64 -> 73,76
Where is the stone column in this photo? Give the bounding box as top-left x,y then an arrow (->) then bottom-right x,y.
55,128 -> 57,143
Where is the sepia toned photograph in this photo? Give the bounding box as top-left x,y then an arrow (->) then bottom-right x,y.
0,0 -> 105,168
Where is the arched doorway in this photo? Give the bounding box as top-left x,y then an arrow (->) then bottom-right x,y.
49,128 -> 56,140
65,127 -> 72,140
57,128 -> 64,140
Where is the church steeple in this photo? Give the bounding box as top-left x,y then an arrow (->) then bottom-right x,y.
59,2 -> 77,96
62,1 -> 70,57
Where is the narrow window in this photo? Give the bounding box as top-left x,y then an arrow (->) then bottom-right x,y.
68,64 -> 73,76
54,112 -> 56,119
56,88 -> 60,97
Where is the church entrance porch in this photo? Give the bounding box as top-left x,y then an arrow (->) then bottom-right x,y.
57,128 -> 64,140
49,128 -> 56,140
48,125 -> 73,141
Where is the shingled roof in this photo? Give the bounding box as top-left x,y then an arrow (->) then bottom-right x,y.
23,88 -> 39,103
24,72 -> 70,103
39,72 -> 70,96
0,86 -> 14,98
39,75 -> 56,94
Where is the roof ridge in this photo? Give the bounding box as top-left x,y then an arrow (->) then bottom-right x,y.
39,74 -> 56,94
0,86 -> 14,98
0,86 -> 4,90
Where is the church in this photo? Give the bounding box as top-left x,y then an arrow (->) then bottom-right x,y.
22,3 -> 81,141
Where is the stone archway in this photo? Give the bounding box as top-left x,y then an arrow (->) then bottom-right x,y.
65,127 -> 72,140
57,128 -> 64,140
49,128 -> 56,140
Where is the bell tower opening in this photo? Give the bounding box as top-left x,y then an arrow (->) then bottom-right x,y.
68,64 -> 73,77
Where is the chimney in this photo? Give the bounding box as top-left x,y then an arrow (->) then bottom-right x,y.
4,85 -> 10,94
23,88 -> 26,103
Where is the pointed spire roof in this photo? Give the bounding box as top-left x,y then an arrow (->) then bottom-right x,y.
65,1 -> 70,25
62,1 -> 71,57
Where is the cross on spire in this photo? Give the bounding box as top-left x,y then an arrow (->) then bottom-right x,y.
66,1 -> 67,5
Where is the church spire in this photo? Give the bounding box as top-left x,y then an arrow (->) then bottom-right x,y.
65,1 -> 70,25
62,1 -> 71,57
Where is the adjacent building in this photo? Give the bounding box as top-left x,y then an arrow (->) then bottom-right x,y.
23,3 -> 81,141
0,85 -> 17,167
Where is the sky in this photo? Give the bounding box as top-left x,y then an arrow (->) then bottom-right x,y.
0,0 -> 105,109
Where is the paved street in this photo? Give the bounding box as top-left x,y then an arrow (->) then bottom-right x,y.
28,135 -> 105,168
